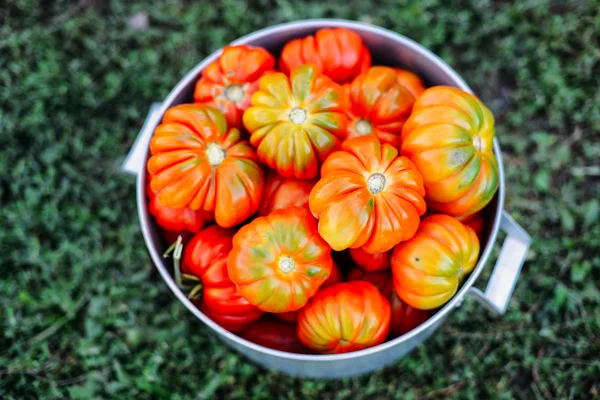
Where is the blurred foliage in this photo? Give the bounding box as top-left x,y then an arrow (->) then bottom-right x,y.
1,0 -> 599,398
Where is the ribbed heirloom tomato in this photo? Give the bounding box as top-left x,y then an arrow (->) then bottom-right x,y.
401,86 -> 499,217
278,27 -> 371,84
194,45 -> 275,128
348,246 -> 392,272
258,170 -> 317,216
182,226 -> 263,332
147,184 -> 209,233
297,281 -> 391,354
344,67 -> 424,147
309,136 -> 426,253
243,64 -> 349,179
227,206 -> 334,313
147,105 -> 264,228
347,266 -> 429,338
392,214 -> 480,310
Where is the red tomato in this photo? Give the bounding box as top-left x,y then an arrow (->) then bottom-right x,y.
194,45 -> 275,128
458,211 -> 485,239
278,28 -> 371,83
239,317 -> 312,354
147,184 -> 210,233
348,247 -> 392,272
182,226 -> 263,332
258,170 -> 317,216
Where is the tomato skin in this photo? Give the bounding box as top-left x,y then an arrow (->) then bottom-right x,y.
258,170 -> 317,216
147,105 -> 264,228
401,86 -> 499,217
347,267 -> 429,338
274,261 -> 343,323
194,45 -> 275,128
228,207 -> 334,313
392,214 -> 480,310
309,136 -> 426,253
243,65 -> 349,179
147,184 -> 210,233
457,211 -> 485,239
348,247 -> 391,272
239,316 -> 313,354
297,281 -> 391,354
393,68 -> 426,100
345,67 -> 424,147
182,226 -> 263,332
278,28 -> 371,84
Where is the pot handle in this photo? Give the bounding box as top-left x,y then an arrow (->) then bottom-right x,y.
468,211 -> 531,316
121,103 -> 163,175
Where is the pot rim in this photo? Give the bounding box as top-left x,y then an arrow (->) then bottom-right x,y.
137,18 -> 506,362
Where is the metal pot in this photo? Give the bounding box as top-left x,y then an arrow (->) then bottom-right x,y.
123,19 -> 531,378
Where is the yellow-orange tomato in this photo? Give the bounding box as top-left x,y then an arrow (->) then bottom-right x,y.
401,86 -> 499,217
297,281 -> 391,354
243,65 -> 349,179
309,136 -> 426,253
278,28 -> 371,84
348,247 -> 392,272
194,45 -> 275,128
345,67 -> 423,147
392,214 -> 480,310
274,261 -> 344,323
147,105 -> 264,228
258,170 -> 317,216
227,207 -> 334,313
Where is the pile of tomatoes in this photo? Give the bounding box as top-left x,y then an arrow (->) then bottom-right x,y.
146,28 -> 499,355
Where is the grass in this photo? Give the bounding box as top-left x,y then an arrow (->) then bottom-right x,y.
1,0 -> 599,398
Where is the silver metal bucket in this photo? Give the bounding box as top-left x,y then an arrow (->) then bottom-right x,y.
123,19 -> 531,378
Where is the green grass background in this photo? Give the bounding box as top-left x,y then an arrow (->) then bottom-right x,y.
1,0 -> 599,398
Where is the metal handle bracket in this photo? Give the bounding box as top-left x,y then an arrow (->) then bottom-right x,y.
122,103 -> 163,175
469,211 -> 531,316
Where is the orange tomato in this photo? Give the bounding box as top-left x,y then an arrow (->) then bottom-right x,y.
401,86 -> 499,217
227,207 -> 334,313
347,266 -> 429,337
392,214 -> 480,310
194,45 -> 275,128
243,65 -> 349,179
348,247 -> 392,272
309,136 -> 426,253
297,281 -> 391,354
393,68 -> 426,100
239,316 -> 312,354
147,184 -> 209,233
258,170 -> 317,216
345,67 -> 423,147
278,27 -> 371,83
274,261 -> 343,323
182,226 -> 263,332
147,105 -> 264,228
